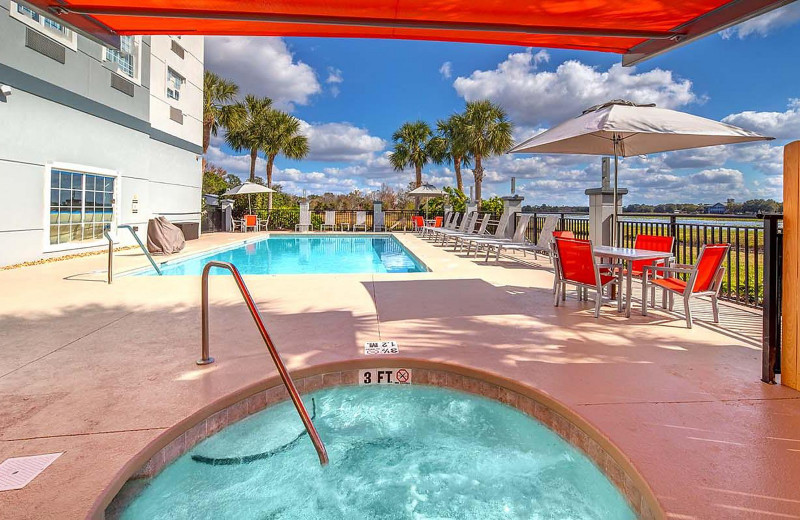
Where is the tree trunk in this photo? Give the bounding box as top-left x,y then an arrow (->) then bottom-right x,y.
202,117 -> 212,154
249,148 -> 257,182
267,154 -> 275,210
415,165 -> 422,188
473,155 -> 484,203
453,156 -> 463,193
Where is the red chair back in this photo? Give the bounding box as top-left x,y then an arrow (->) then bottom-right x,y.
632,234 -> 674,274
553,230 -> 574,239
692,244 -> 729,292
434,216 -> 443,227
412,216 -> 424,228
245,214 -> 257,227
555,238 -> 596,286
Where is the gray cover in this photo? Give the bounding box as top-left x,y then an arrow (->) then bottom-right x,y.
147,217 -> 185,255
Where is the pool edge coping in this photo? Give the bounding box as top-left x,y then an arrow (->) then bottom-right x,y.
96,359 -> 663,520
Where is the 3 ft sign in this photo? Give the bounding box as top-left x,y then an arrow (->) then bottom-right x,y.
358,368 -> 412,385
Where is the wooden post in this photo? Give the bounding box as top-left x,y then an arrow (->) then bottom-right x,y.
782,141 -> 800,389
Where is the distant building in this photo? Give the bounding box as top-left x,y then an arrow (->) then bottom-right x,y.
0,1 -> 203,266
706,203 -> 727,214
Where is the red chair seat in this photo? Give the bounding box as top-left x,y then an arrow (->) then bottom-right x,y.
652,277 -> 687,292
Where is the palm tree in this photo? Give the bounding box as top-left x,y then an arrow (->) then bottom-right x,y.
461,100 -> 514,202
389,121 -> 434,188
259,109 -> 309,208
202,71 -> 240,154
224,95 -> 273,182
431,114 -> 471,193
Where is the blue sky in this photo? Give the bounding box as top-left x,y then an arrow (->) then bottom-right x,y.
204,4 -> 800,205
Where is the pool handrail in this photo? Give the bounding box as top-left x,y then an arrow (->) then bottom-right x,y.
197,260 -> 329,466
103,224 -> 162,283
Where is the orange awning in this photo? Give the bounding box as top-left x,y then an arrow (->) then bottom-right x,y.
19,0 -> 797,65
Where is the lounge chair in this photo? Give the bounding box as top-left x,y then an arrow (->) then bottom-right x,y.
294,207 -> 311,232
438,212 -> 479,246
353,211 -> 367,232
484,214 -> 560,261
553,237 -> 622,318
431,211 -> 474,244
642,243 -> 729,328
451,214 -> 492,250
422,211 -> 454,237
320,211 -> 336,231
462,211 -> 510,255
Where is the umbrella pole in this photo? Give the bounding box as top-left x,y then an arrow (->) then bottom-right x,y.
248,194 -> 252,214
613,137 -> 619,247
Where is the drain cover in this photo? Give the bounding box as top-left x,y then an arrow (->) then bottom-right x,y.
0,453 -> 63,491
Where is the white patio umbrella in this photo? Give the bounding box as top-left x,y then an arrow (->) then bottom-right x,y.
408,183 -> 445,220
509,100 -> 773,244
223,182 -> 275,214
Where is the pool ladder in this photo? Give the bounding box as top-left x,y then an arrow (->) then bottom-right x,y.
197,261 -> 329,466
103,224 -> 162,283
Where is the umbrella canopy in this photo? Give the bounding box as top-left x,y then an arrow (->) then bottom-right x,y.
509,100 -> 773,244
223,182 -> 276,196
407,184 -> 446,197
223,182 -> 275,214
509,100 -> 772,156
24,0 -> 792,66
408,183 -> 446,219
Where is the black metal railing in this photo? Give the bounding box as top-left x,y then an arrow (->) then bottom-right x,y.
761,214 -> 783,383
617,213 -> 773,307
516,212 -> 590,243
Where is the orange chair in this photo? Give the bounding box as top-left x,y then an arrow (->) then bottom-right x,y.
554,238 -> 622,317
642,243 -> 729,328
242,214 -> 258,232
434,216 -> 443,227
412,216 -> 425,233
631,235 -> 674,277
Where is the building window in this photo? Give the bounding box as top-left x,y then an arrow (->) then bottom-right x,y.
10,1 -> 75,48
49,169 -> 115,245
106,35 -> 138,79
166,67 -> 185,101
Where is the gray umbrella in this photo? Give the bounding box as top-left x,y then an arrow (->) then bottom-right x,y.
509,100 -> 773,244
408,183 -> 446,220
223,182 -> 276,214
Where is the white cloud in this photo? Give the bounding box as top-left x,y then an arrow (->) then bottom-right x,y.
720,3 -> 800,39
439,61 -> 452,79
299,121 -> 386,162
453,49 -> 700,127
722,99 -> 800,140
326,67 -> 343,97
205,37 -> 321,110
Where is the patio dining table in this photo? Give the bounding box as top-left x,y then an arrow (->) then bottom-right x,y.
593,245 -> 674,318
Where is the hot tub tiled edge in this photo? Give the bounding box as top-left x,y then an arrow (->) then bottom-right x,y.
100,360 -> 662,520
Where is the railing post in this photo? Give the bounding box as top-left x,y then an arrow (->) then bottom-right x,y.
103,224 -> 113,284
669,215 -> 678,254
762,214 -> 782,384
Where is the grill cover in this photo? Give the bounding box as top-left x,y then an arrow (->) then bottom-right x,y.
147,216 -> 185,255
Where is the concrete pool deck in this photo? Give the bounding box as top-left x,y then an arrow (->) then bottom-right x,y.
1,231 -> 798,519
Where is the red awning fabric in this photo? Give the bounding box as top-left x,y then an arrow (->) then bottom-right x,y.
21,0 -> 797,65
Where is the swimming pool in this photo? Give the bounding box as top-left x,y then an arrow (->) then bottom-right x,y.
120,386 -> 635,519
134,235 -> 428,275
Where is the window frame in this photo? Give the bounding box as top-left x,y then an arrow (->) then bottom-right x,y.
9,1 -> 77,51
104,35 -> 142,84
42,163 -> 119,253
166,66 -> 186,102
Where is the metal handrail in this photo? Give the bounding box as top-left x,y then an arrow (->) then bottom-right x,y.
103,224 -> 162,283
198,261 -> 329,466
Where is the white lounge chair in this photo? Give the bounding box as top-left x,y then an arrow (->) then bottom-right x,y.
453,214 -> 492,250
320,211 -> 336,231
440,212 -> 485,248
353,211 -> 367,232
424,212 -> 459,238
462,211 -> 510,255
432,211 -> 475,244
294,207 -> 311,232
484,214 -> 560,261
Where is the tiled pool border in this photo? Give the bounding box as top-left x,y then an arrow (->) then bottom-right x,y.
102,362 -> 661,520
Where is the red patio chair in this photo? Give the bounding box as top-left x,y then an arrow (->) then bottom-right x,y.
554,238 -> 622,318
642,243 -> 730,328
243,214 -> 257,232
412,216 -> 425,233
629,234 -> 675,306
434,216 -> 443,227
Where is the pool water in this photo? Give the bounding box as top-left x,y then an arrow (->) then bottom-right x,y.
121,386 -> 635,519
136,235 -> 427,275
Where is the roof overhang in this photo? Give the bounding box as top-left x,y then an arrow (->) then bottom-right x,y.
18,0 -> 798,65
